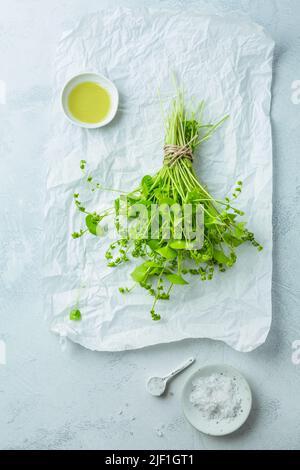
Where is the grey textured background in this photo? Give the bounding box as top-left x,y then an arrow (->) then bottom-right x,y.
0,0 -> 299,450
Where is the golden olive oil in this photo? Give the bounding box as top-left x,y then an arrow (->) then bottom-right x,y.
68,81 -> 110,124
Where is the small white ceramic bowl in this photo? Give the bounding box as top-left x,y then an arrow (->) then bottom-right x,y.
61,72 -> 119,129
182,364 -> 252,436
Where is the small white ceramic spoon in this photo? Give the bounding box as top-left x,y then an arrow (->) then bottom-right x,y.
147,357 -> 195,396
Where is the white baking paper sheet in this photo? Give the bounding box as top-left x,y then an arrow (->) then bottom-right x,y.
44,8 -> 274,352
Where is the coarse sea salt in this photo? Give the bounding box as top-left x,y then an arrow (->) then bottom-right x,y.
189,373 -> 242,421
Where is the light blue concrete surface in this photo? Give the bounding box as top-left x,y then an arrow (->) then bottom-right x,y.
0,0 -> 300,450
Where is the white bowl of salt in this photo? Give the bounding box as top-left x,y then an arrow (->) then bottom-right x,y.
182,364 -> 252,436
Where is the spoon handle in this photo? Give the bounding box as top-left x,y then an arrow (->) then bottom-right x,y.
164,357 -> 195,382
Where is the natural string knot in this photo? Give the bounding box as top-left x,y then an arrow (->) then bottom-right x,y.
163,144 -> 193,166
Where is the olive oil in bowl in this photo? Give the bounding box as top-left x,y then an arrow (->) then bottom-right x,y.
61,72 -> 119,128
68,82 -> 111,124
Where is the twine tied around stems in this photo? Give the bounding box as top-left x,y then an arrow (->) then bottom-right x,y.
163,144 -> 193,166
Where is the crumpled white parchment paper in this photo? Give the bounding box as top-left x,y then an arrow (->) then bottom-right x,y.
44,8 -> 274,352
